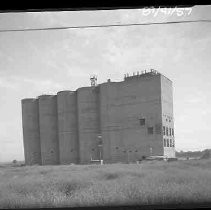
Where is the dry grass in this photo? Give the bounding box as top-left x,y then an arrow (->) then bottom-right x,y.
0,159 -> 211,208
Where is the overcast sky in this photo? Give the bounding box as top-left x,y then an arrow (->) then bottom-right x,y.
0,5 -> 211,162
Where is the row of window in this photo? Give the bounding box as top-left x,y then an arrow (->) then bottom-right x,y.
139,118 -> 174,136
163,126 -> 174,136
164,138 -> 175,147
115,147 -> 138,153
166,118 -> 172,122
163,114 -> 173,120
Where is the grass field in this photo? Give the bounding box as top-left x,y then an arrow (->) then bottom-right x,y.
0,159 -> 211,208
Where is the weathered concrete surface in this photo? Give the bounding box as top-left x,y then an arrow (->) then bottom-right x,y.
100,73 -> 164,163
77,87 -> 100,164
38,95 -> 59,165
57,91 -> 79,164
21,98 -> 41,165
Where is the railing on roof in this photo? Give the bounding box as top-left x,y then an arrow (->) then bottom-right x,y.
124,69 -> 160,80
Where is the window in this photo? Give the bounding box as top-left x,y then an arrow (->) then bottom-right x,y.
148,127 -> 153,134
172,129 -> 174,136
164,139 -> 166,147
139,118 -> 145,126
163,126 -> 166,135
167,139 -> 169,147
98,138 -> 102,145
172,140 -> 175,147
166,127 -> 168,136
116,147 -> 119,150
169,128 -> 171,136
169,139 -> 172,147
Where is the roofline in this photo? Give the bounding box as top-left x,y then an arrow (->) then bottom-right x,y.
21,70 -> 173,99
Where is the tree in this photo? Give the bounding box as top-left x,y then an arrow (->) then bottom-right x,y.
12,160 -> 17,164
201,149 -> 210,159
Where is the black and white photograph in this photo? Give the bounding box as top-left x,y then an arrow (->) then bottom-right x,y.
0,5 -> 211,209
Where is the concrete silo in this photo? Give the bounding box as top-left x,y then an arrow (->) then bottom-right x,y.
38,95 -> 59,165
21,70 -> 175,165
57,91 -> 79,164
77,86 -> 100,164
21,98 -> 41,165
99,82 -> 126,163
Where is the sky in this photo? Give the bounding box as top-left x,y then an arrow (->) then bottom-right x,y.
0,6 -> 211,162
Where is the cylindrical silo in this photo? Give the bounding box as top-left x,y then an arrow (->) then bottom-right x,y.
57,90 -> 79,164
38,95 -> 59,165
99,82 -> 123,163
77,86 -> 100,164
21,98 -> 41,165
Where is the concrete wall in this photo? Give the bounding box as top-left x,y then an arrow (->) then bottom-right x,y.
21,98 -> 41,165
160,75 -> 175,158
77,87 -> 100,164
57,91 -> 79,164
38,95 -> 60,165
100,73 -> 163,163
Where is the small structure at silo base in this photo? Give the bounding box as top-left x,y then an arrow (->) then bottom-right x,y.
21,69 -> 176,165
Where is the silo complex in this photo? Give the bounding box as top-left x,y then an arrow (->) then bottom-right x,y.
21,99 -> 41,165
38,95 -> 59,165
57,91 -> 79,164
22,70 -> 175,165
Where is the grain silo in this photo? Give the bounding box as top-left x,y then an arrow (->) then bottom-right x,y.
77,87 -> 100,164
99,81 -> 128,163
57,91 -> 79,164
38,95 -> 59,165
21,98 -> 41,165
21,70 -> 176,165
